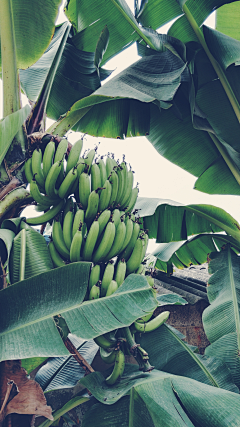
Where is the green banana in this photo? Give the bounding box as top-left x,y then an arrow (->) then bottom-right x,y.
126,237 -> 144,274
105,349 -> 125,385
134,311 -> 170,333
31,148 -> 45,189
82,219 -> 99,261
43,140 -> 55,178
120,170 -> 133,209
100,348 -> 117,364
92,221 -> 115,263
101,261 -> 115,296
126,186 -> 139,212
99,179 -> 112,212
85,189 -> 100,224
30,178 -> 56,208
52,217 -> 70,260
106,156 -> 114,177
76,161 -> 86,178
119,221 -> 140,261
79,170 -> 91,210
63,196 -> 75,218
136,264 -> 145,275
106,220 -> 126,261
58,167 -> 78,199
111,209 -> 121,229
108,170 -> 118,207
84,148 -> 96,172
94,334 -> 114,350
105,279 -> 118,296
137,311 -> 154,323
98,158 -> 107,187
97,209 -> 111,235
24,157 -> 34,183
120,216 -> 133,253
66,138 -> 83,174
45,160 -> 63,197
63,209 -> 74,250
91,163 -> 102,191
49,241 -> 66,268
89,264 -> 101,290
114,258 -> 126,287
141,233 -> 149,262
118,162 -> 128,206
26,200 -> 64,225
146,275 -> 154,287
54,139 -> 68,188
70,223 -> 83,262
72,208 -> 85,237
114,165 -> 124,206
89,282 -> 100,300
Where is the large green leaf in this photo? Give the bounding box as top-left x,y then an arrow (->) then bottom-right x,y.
135,197 -> 240,244
0,0 -> 62,70
216,1 -> 240,41
0,105 -> 30,167
81,365 -> 240,426
203,247 -> 240,387
9,223 -> 53,284
136,324 -> 238,393
0,228 -> 15,267
0,269 -> 156,361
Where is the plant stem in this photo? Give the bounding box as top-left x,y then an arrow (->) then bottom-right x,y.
64,337 -> 94,375
183,3 -> 240,124
0,0 -> 21,116
20,228 -> 26,281
46,107 -> 91,137
208,133 -> 240,186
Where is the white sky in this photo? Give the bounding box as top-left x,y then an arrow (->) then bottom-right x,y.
1,3 -> 239,253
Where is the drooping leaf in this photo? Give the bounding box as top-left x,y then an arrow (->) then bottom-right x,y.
0,105 -> 30,167
0,228 -> 15,267
0,270 -> 156,362
1,217 -> 23,234
203,25 -> 240,70
9,223 -> 53,284
81,365 -> 240,426
156,294 -> 188,305
94,26 -> 110,69
0,0 -> 62,70
136,324 -> 238,393
203,247 -> 240,387
21,357 -> 48,374
35,334 -> 98,391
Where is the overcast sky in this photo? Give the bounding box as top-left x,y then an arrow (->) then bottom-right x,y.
1,4 -> 239,253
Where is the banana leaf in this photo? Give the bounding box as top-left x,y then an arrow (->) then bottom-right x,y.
216,2 -> 240,40
156,294 -> 188,305
202,246 -> 240,388
21,357 -> 48,374
9,222 -> 53,284
0,228 -> 15,267
35,334 -> 98,392
136,323 -> 238,393
0,269 -> 157,361
81,364 -> 240,427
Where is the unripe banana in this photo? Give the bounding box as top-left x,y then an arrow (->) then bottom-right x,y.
146,275 -> 154,287
106,156 -> 114,177
108,170 -> 118,207
114,258 -> 126,287
111,209 -> 121,229
94,334 -> 114,350
54,139 -> 68,187
79,170 -> 91,210
84,148 -> 96,172
76,161 -> 86,178
66,138 -> 83,174
126,237 -> 144,274
137,311 -> 154,324
114,165 -> 124,206
63,209 -> 74,250
118,162 -> 128,206
126,187 -> 139,212
100,348 -> 117,364
106,279 -> 118,296
70,224 -> 83,262
92,221 -> 115,263
105,349 -> 125,385
99,179 -> 112,212
85,189 -> 100,224
63,196 -> 75,218
31,148 -> 45,189
97,209 -> 111,235
134,311 -> 170,333
82,219 -> 99,261
24,157 -> 34,183
98,158 -> 107,187
119,221 -> 140,261
141,233 -> 149,262
43,140 -> 55,178
72,209 -> 85,237
30,178 -> 55,208
52,217 -> 70,260
101,261 -> 115,296
120,216 -> 133,252
106,220 -> 126,261
58,167 -> 78,199
89,282 -> 100,300
49,241 -> 66,268
136,264 -> 145,275
91,163 -> 102,191
89,264 -> 101,290
45,160 -> 62,197
120,170 -> 134,209
26,200 -> 64,225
